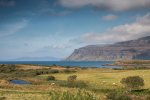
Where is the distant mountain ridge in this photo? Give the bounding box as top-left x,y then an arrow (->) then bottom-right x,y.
12,56 -> 61,61
66,36 -> 150,61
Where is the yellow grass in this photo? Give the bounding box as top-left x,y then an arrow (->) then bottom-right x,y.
42,68 -> 150,89
16,64 -> 50,70
0,65 -> 150,100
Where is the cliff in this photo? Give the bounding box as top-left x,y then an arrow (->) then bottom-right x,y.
66,36 -> 150,61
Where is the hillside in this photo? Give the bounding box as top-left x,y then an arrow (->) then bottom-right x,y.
66,36 -> 150,61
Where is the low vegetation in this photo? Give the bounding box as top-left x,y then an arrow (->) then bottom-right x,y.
114,60 -> 150,70
46,76 -> 55,81
49,90 -> 96,100
121,76 -> 144,91
106,91 -> 132,100
67,75 -> 77,82
0,62 -> 150,100
0,64 -> 16,73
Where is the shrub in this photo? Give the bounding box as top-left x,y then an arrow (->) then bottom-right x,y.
49,69 -> 59,73
49,90 -> 96,100
106,91 -> 132,100
55,80 -> 88,89
0,64 -> 16,73
63,69 -> 76,73
67,75 -> 77,82
121,76 -> 144,90
63,69 -> 71,73
35,69 -> 59,75
66,75 -> 88,88
47,76 -> 55,81
66,81 -> 87,88
12,70 -> 37,77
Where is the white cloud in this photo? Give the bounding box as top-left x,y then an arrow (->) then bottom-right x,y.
58,0 -> 150,11
43,44 -> 71,49
102,14 -> 118,21
72,13 -> 150,44
0,19 -> 28,37
26,44 -> 72,58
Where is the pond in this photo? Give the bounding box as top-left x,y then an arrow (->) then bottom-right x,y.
10,80 -> 31,85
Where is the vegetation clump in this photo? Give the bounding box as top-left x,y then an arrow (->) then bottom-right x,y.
0,64 -> 16,73
67,75 -> 77,82
49,90 -> 96,100
46,76 -> 55,81
106,91 -> 131,100
63,69 -> 76,73
121,76 -> 144,90
36,69 -> 59,75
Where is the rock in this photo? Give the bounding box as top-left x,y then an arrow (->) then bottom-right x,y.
66,36 -> 150,61
50,83 -> 55,86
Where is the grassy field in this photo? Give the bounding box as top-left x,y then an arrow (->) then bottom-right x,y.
0,63 -> 150,100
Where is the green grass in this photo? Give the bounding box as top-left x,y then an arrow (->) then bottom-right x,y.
0,64 -> 150,100
41,68 -> 150,88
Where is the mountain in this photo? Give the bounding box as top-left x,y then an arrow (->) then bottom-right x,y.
66,36 -> 150,61
12,56 -> 62,61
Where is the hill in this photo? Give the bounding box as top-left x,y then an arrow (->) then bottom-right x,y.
12,56 -> 61,61
66,36 -> 150,61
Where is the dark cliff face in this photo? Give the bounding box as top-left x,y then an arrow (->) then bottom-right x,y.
66,36 -> 150,61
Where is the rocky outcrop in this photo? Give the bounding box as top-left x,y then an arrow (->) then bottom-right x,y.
66,36 -> 150,61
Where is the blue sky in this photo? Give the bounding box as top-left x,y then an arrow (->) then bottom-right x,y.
0,0 -> 150,60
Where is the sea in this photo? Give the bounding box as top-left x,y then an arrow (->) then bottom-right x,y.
0,61 -> 120,68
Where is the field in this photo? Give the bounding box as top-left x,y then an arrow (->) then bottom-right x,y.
0,62 -> 150,100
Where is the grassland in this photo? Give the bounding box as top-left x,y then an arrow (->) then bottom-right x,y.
0,61 -> 150,100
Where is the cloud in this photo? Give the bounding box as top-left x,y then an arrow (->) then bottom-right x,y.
102,14 -> 118,21
71,13 -> 150,44
58,0 -> 150,11
43,44 -> 71,49
0,0 -> 15,7
27,44 -> 72,58
0,19 -> 28,37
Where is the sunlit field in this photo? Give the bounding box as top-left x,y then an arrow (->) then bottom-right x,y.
0,63 -> 150,100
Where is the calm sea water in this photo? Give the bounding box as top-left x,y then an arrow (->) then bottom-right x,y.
0,61 -> 120,68
10,80 -> 31,85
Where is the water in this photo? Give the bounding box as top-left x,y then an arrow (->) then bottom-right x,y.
0,61 -> 120,68
10,80 -> 31,85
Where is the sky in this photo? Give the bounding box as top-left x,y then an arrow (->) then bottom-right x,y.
0,0 -> 150,60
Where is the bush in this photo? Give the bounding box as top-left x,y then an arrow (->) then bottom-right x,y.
49,90 -> 96,100
66,81 -> 87,88
47,76 -> 55,81
12,70 -> 37,77
35,69 -> 59,75
63,69 -> 76,73
48,69 -> 59,73
106,91 -> 132,100
65,66 -> 71,68
67,75 -> 77,82
121,76 -> 144,90
55,80 -> 88,89
0,64 -> 16,73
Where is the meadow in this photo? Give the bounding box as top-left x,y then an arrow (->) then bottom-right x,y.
0,61 -> 150,100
